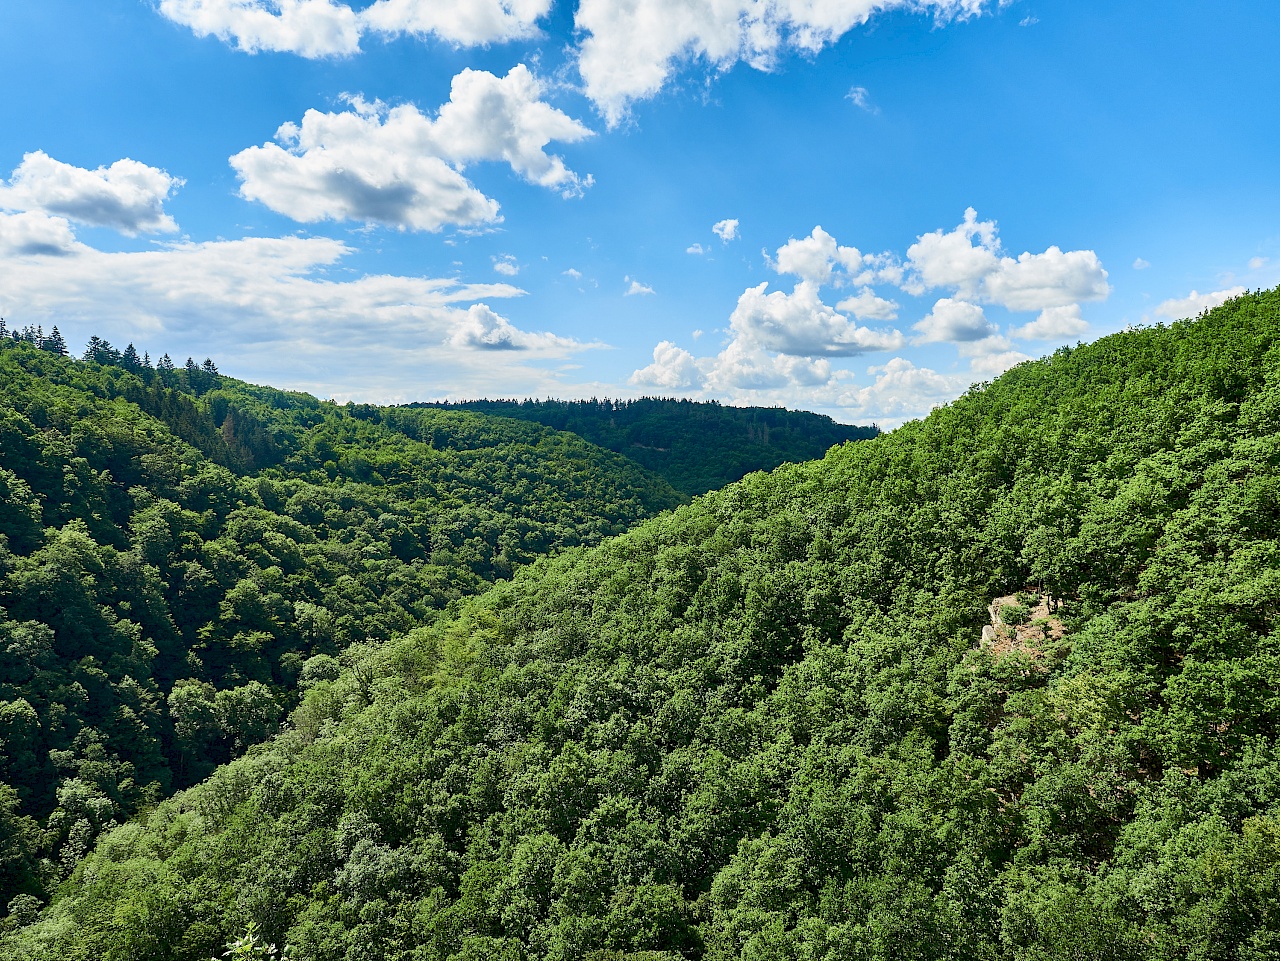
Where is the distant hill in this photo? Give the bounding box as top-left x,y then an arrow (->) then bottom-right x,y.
14,290 -> 1279,959
415,397 -> 878,495
0,334 -> 684,909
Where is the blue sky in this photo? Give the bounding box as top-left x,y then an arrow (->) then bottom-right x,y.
1,0 -> 1277,425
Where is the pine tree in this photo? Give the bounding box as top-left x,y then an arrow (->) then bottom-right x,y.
201,358 -> 219,376
122,343 -> 142,372
83,336 -> 106,361
44,326 -> 68,356
157,353 -> 175,372
0,317 -> 7,339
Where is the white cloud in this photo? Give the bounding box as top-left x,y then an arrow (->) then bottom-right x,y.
1248,256 -> 1268,271
848,356 -> 961,421
712,218 -> 739,242
0,211 -> 80,257
629,340 -> 704,389
229,65 -> 592,231
904,207 -> 999,292
574,0 -> 988,124
687,242 -> 707,255
449,303 -> 572,350
158,0 -> 363,57
0,151 -> 182,235
1011,303 -> 1089,340
428,66 -> 594,195
563,267 -> 582,279
625,277 -> 655,296
774,226 -> 861,284
1019,15 -> 1038,26
493,254 -> 520,276
845,85 -> 877,113
967,349 -> 1031,379
0,228 -> 595,400
730,280 -> 903,357
981,246 -> 1110,311
1133,257 -> 1150,270
905,208 -> 1109,310
911,297 -> 996,344
360,0 -> 550,45
1154,286 -> 1247,320
704,339 -> 832,391
835,287 -> 899,321
158,0 -> 549,57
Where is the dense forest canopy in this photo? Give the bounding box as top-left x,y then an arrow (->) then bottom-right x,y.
0,333 -> 688,910
6,289 -> 1278,959
417,398 -> 878,496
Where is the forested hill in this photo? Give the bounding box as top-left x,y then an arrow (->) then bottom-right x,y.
10,288 -> 1278,960
416,398 -> 878,495
0,336 -> 685,910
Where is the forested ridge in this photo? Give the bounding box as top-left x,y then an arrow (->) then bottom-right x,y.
0,334 -> 688,912
417,398 -> 878,495
6,288 -> 1280,960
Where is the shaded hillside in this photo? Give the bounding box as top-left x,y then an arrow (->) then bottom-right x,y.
7,289 -> 1280,960
418,398 -> 878,495
0,338 -> 684,909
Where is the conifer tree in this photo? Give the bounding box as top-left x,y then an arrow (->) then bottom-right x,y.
83,336 -> 106,361
157,353 -> 175,372
43,326 -> 68,356
201,358 -> 219,376
122,343 -> 142,372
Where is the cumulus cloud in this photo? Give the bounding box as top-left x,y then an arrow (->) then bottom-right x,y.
492,254 -> 520,276
773,226 -> 861,284
968,349 -> 1032,379
360,0 -> 550,44
730,281 -> 903,357
911,297 -> 996,344
686,242 -> 707,255
158,0 -> 363,56
0,211 -> 81,257
847,356 -> 961,420
836,287 -> 899,321
629,340 -> 704,389
448,303 -> 574,350
0,151 -> 182,234
230,65 -> 592,231
1154,286 -> 1247,320
625,277 -> 655,296
712,218 -> 739,242
574,0 -> 988,124
1011,303 -> 1088,340
905,208 -> 1109,310
1133,257 -> 1150,270
158,0 -> 548,57
704,339 -> 832,391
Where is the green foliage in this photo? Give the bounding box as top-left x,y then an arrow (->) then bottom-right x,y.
6,288 -> 1280,959
419,397 -> 878,495
0,337 -> 686,911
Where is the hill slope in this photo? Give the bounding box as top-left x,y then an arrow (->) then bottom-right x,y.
417,398 -> 878,495
7,289 -> 1280,959
0,340 -> 685,907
